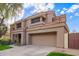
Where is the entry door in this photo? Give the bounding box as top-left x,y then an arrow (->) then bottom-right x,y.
17,34 -> 21,45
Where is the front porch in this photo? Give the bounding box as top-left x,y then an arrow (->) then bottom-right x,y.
11,31 -> 26,46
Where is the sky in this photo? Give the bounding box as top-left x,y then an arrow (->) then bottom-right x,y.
7,3 -> 79,32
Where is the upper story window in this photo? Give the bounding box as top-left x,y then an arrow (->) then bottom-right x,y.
52,17 -> 55,22
11,25 -> 15,30
12,27 -> 15,30
16,22 -> 21,28
31,17 -> 40,24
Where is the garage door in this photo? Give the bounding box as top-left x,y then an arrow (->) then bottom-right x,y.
31,32 -> 57,47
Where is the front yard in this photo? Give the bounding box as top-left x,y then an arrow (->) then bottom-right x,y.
0,36 -> 13,51
0,45 -> 12,51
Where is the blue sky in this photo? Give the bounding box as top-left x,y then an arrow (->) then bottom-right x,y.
9,3 -> 79,32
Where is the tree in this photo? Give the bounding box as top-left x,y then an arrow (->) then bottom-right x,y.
0,3 -> 23,37
0,24 -> 7,37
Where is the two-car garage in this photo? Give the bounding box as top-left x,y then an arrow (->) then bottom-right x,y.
25,26 -> 68,48
30,32 -> 57,47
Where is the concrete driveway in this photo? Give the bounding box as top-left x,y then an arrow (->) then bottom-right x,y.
0,45 -> 56,56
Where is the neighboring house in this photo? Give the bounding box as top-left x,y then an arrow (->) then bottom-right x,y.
10,11 -> 69,48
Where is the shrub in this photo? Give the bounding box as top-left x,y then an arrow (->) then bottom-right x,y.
0,36 -> 11,45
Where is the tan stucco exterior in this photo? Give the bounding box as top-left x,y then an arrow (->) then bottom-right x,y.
64,33 -> 68,48
10,11 -> 69,48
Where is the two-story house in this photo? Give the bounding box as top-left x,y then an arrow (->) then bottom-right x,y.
10,11 -> 69,48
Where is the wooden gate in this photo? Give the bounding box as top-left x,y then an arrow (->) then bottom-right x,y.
69,33 -> 79,49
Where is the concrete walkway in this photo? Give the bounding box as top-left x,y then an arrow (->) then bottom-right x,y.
0,45 -> 56,56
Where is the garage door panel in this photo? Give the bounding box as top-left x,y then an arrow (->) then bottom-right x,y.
31,33 -> 56,47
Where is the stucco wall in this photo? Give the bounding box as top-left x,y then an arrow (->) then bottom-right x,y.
64,33 -> 68,48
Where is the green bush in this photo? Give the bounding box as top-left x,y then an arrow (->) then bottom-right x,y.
0,36 -> 11,45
